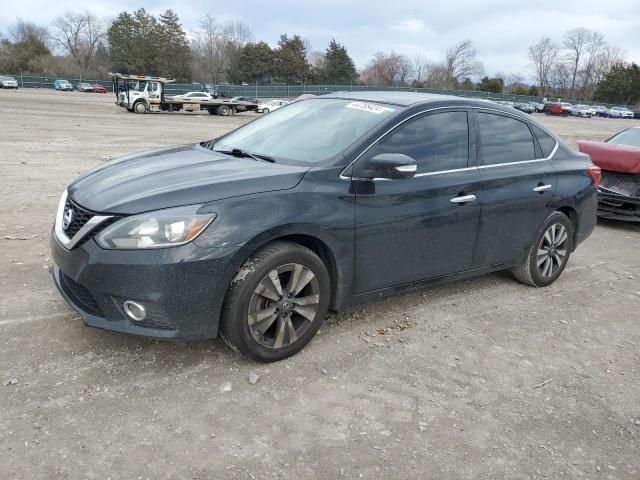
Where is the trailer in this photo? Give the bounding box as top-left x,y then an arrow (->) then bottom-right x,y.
110,73 -> 257,115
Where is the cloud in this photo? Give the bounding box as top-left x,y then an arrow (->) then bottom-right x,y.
390,19 -> 425,33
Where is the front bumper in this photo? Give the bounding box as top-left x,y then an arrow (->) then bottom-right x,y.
597,190 -> 640,222
51,233 -> 242,340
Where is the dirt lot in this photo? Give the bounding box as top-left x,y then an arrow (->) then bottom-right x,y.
1,89 -> 639,479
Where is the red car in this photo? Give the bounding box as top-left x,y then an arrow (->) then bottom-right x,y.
578,126 -> 640,221
92,84 -> 107,93
545,102 -> 572,117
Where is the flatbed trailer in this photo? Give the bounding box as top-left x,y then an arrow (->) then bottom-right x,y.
110,73 -> 257,115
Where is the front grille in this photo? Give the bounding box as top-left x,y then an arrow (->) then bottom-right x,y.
60,274 -> 103,316
62,198 -> 121,247
63,199 -> 93,238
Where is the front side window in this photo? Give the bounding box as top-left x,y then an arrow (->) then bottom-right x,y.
365,111 -> 469,174
478,112 -> 535,165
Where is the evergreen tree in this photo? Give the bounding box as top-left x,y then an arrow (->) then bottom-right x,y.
228,41 -> 275,84
275,34 -> 310,84
157,10 -> 191,81
594,63 -> 640,105
319,39 -> 357,84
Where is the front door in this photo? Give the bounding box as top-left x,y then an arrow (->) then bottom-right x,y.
351,110 -> 483,293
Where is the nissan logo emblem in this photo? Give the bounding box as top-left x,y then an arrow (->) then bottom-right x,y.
62,207 -> 74,230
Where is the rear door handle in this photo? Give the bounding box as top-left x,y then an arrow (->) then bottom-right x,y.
450,194 -> 477,204
533,184 -> 552,192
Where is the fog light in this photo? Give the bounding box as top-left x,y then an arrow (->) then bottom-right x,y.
123,300 -> 147,322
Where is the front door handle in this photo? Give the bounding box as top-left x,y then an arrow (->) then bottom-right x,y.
533,184 -> 552,192
450,194 -> 477,204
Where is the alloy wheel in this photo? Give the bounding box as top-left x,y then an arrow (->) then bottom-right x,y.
537,223 -> 568,278
247,263 -> 320,349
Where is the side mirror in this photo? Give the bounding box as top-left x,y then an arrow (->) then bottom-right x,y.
365,153 -> 417,180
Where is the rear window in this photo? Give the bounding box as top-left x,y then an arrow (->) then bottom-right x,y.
478,112 -> 535,165
532,125 -> 557,158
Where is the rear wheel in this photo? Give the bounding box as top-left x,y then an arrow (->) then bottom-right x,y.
220,241 -> 330,362
262,108 -> 270,114
512,211 -> 574,287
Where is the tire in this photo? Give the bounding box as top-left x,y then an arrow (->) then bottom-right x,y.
218,105 -> 230,116
512,211 -> 574,287
262,108 -> 270,114
133,101 -> 147,114
208,107 -> 218,115
220,241 -> 331,362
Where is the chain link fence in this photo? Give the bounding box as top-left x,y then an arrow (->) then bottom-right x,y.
4,74 -> 611,106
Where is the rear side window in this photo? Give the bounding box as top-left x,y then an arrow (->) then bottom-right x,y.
373,111 -> 469,174
478,112 -> 535,165
532,125 -> 557,157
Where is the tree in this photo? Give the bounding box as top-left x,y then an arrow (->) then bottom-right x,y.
528,85 -> 539,96
52,12 -> 105,79
157,9 -> 191,80
528,37 -> 558,93
2,20 -> 51,73
108,10 -> 159,75
228,41 -> 275,84
562,27 -> 591,98
361,51 -> 403,85
413,54 -> 429,83
274,34 -> 310,84
477,76 -> 504,93
444,40 -> 484,88
594,63 -> 640,105
319,39 -> 357,84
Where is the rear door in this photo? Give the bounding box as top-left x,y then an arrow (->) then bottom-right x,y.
472,110 -> 557,267
353,109 -> 483,293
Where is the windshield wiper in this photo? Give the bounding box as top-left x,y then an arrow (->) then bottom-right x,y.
214,148 -> 275,163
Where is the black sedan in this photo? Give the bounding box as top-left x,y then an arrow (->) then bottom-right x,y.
51,92 -> 598,361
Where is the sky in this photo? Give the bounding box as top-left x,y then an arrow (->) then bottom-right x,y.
2,0 -> 639,81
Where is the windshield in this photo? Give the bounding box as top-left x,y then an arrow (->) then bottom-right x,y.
214,98 -> 399,164
608,128 -> 640,147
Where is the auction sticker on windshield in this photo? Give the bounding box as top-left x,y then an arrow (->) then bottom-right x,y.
345,102 -> 394,114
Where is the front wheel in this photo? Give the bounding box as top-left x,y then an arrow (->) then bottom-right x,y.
220,241 -> 331,362
262,108 -> 270,114
512,211 -> 574,287
133,101 -> 147,114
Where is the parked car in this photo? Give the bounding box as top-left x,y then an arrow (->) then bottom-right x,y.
177,91 -> 213,101
608,106 -> 634,119
50,92 -> 598,361
578,126 -> 640,221
529,101 -> 544,112
593,106 -> 610,117
571,104 -> 593,118
230,96 -> 259,112
257,99 -> 290,114
629,107 -> 640,120
0,76 -> 19,89
77,82 -> 93,92
92,84 -> 107,93
514,102 -> 534,114
54,79 -> 73,91
546,102 -> 572,116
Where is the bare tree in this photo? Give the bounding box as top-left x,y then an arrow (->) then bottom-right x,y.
413,54 -> 429,83
398,55 -> 414,85
592,45 -> 625,84
445,40 -> 484,88
528,37 -> 559,93
579,31 -> 606,94
425,62 -> 450,88
562,27 -> 591,98
9,19 -> 49,45
52,12 -> 105,80
191,15 -> 252,84
361,51 -> 403,86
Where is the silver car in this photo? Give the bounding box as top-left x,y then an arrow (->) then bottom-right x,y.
0,76 -> 19,89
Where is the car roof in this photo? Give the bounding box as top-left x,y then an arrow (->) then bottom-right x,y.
319,91 -> 468,107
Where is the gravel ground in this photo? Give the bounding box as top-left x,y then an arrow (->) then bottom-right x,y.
1,89 -> 639,479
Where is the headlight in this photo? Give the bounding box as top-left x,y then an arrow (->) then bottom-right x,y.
95,206 -> 215,249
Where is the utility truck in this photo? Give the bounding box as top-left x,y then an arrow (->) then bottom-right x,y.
111,73 -> 257,115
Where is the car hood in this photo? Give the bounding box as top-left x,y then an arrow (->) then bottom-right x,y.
68,144 -> 310,214
578,141 -> 640,174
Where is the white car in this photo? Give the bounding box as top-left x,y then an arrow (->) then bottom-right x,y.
0,76 -> 19,89
571,105 -> 593,118
257,99 -> 290,114
177,91 -> 213,101
608,106 -> 634,119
